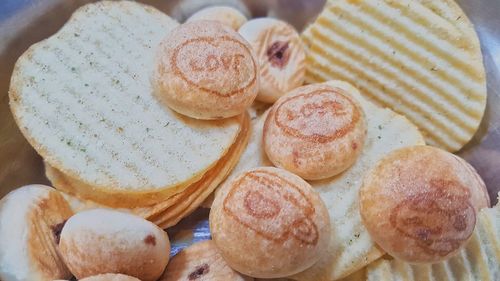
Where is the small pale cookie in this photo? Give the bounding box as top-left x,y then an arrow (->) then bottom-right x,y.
79,274 -> 141,281
210,167 -> 330,278
154,20 -> 259,120
360,145 -> 490,263
303,0 -> 487,152
263,83 -> 366,180
239,18 -> 306,103
59,209 -> 170,281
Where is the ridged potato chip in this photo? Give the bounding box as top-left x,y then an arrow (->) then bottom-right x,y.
302,0 -> 486,152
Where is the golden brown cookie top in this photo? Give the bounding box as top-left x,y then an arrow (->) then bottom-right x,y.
160,240 -> 252,281
210,167 -> 331,278
273,85 -> 361,142
359,145 -> 490,263
264,84 -> 366,180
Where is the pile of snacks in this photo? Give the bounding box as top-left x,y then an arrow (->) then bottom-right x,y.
0,1 -> 498,281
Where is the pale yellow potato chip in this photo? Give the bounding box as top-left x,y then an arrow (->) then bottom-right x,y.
302,0 -> 486,152
9,1 -> 242,208
46,113 -> 250,229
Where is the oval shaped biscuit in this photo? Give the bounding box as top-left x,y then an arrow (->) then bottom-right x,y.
187,6 -> 247,30
160,240 -> 252,281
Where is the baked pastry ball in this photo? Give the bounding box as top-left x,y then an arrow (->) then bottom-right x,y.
160,240 -> 252,281
263,83 -> 367,180
186,6 -> 247,30
210,167 -> 331,278
0,185 -> 73,281
239,18 -> 305,103
359,146 -> 490,263
153,20 -> 259,120
79,274 -> 141,281
59,209 -> 170,281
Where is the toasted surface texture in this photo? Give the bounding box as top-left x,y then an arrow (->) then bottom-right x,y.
0,185 -> 73,281
210,167 -> 331,278
359,145 -> 490,263
153,20 -> 259,119
151,114 -> 250,228
160,240 -> 253,281
9,1 -> 242,206
186,6 -> 247,30
302,0 -> 486,152
263,83 -> 366,180
365,201 -> 500,281
220,80 -> 425,280
43,113 -> 248,209
59,209 -> 170,281
291,81 -> 425,281
239,18 -> 306,103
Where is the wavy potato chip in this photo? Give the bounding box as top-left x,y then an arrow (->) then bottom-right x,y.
302,0 -> 486,152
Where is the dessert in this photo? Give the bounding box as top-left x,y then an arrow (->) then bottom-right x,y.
9,1 -> 245,208
302,0 -> 487,152
210,167 -> 331,278
79,274 -> 141,281
59,209 -> 170,281
239,18 -> 306,103
214,81 -> 426,280
153,20 -> 259,119
359,145 -> 490,263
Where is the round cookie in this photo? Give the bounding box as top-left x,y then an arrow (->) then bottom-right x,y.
263,83 -> 367,180
210,167 -> 331,278
239,18 -> 306,103
79,274 -> 141,281
359,146 -> 490,263
59,209 -> 170,281
160,240 -> 252,281
153,20 -> 259,119
186,6 -> 247,30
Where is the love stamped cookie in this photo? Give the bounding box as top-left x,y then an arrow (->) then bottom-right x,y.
210,167 -> 330,278
154,20 -> 259,119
